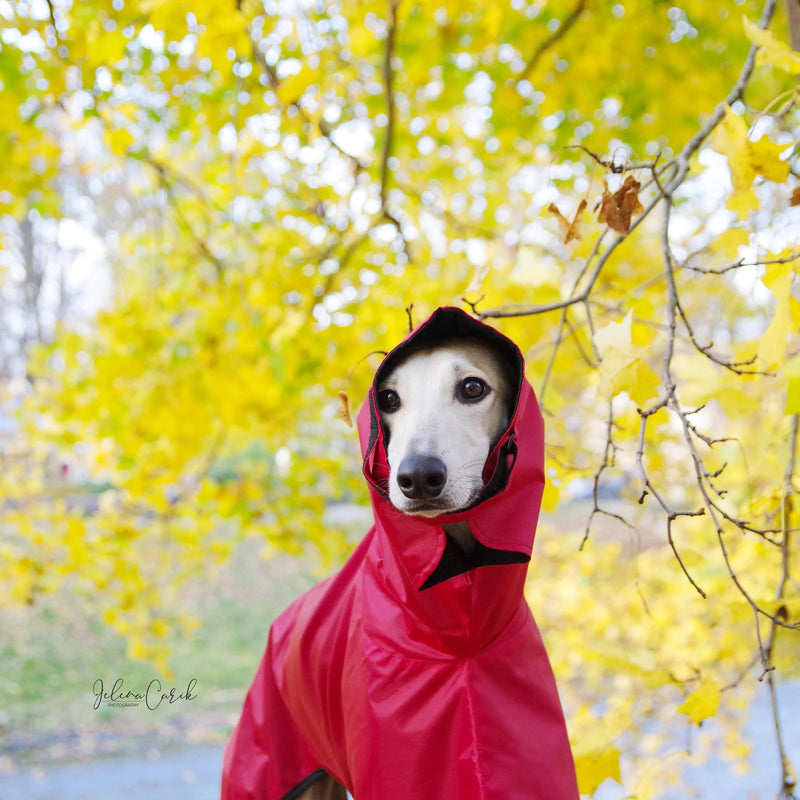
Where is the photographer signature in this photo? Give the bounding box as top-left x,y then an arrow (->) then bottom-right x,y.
92,677 -> 198,710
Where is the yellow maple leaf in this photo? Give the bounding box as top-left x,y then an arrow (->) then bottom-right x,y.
678,680 -> 721,725
595,310 -> 634,354
747,135 -> 791,183
574,744 -> 622,794
713,108 -> 790,218
595,312 -> 662,405
713,227 -> 750,259
757,264 -> 794,370
540,474 -> 560,512
276,65 -> 314,106
743,17 -> 800,75
786,354 -> 800,415
611,357 -> 662,407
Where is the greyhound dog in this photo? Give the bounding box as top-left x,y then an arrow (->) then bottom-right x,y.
301,339 -> 513,800
221,307 -> 578,800
376,339 -> 513,554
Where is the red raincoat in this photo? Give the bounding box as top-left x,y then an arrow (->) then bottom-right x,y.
221,307 -> 579,800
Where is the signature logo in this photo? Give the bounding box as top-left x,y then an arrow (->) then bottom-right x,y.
92,678 -> 198,710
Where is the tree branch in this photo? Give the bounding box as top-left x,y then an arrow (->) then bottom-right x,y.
580,399 -> 638,549
785,0 -> 800,51
762,413 -> 799,798
381,0 -> 399,218
518,0 -> 588,82
667,0 -> 781,191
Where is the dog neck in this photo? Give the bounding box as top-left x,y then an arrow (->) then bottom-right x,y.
442,521 -> 477,555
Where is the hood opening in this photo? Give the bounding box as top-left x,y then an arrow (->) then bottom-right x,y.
374,308 -> 524,408
358,306 -> 545,591
369,307 -> 525,508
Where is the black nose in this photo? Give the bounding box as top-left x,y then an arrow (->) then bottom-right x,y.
397,455 -> 447,500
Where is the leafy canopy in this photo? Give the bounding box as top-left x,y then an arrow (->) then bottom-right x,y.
1,0 -> 799,795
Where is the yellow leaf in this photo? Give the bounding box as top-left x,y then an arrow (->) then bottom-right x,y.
785,354 -> 800,414
758,264 -> 794,369
574,744 -> 622,794
595,310 -> 633,354
744,17 -> 800,75
757,598 -> 800,623
105,126 -> 136,155
727,186 -> 760,220
713,108 -> 790,217
276,66 -> 314,106
747,135 -> 790,183
678,680 -> 721,725
714,227 -> 750,259
541,474 -> 560,512
611,357 -> 662,407
714,111 -> 751,190
511,247 -> 562,291
595,312 -> 661,404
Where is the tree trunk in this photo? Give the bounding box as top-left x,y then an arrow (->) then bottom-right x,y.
786,0 -> 800,51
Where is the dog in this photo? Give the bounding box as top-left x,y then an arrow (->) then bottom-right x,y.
376,338 -> 514,555
291,339 -> 515,800
221,307 -> 579,800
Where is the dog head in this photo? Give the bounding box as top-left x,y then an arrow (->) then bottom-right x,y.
376,338 -> 514,517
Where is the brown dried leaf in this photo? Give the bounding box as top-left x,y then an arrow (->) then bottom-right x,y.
338,391 -> 353,427
547,198 -> 587,244
596,188 -> 625,235
617,174 -> 643,222
791,186 -> 800,207
595,175 -> 643,235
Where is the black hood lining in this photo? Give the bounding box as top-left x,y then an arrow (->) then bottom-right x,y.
374,307 -> 524,404
420,536 -> 530,590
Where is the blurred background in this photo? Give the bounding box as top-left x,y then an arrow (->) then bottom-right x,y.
1,0 -> 799,797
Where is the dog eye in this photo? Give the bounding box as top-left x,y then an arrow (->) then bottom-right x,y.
377,388 -> 401,413
459,378 -> 488,401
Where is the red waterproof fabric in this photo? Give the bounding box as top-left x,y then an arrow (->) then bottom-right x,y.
221,307 -> 579,800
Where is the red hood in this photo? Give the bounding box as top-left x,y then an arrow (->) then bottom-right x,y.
222,307 -> 579,800
358,306 -> 545,587
356,306 -> 546,653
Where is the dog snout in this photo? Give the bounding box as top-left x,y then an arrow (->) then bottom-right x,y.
397,455 -> 447,500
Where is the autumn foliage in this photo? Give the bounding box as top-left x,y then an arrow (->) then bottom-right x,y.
1,0 -> 799,795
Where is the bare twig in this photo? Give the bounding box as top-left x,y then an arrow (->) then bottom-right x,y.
580,399 -> 637,549
381,0 -> 399,217
518,0 -> 588,82
405,303 -> 414,332
560,144 -> 660,175
666,0 -> 781,193
146,161 -> 227,276
759,414 -> 799,798
44,0 -> 59,38
655,179 -> 800,634
680,250 -> 800,276
477,182 -> 664,321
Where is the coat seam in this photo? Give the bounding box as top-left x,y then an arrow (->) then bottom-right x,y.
463,659 -> 487,798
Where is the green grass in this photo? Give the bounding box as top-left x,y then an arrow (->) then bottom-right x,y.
0,538 -> 322,765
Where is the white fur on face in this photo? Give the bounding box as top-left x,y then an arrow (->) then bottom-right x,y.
377,340 -> 512,517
